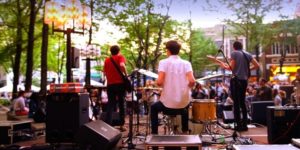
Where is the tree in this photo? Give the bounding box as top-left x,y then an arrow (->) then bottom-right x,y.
25,0 -> 38,91
94,0 -> 176,72
214,0 -> 285,51
187,29 -> 217,77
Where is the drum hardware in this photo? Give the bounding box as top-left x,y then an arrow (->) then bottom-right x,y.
144,90 -> 161,136
191,99 -> 218,136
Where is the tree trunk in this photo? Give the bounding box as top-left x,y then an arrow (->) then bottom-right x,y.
40,22 -> 49,96
25,0 -> 36,91
12,0 -> 23,99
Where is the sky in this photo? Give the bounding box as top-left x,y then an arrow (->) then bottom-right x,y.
155,0 -> 300,28
72,0 -> 300,45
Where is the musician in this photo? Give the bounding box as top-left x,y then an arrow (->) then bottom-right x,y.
208,41 -> 259,131
151,40 -> 196,134
103,45 -> 127,131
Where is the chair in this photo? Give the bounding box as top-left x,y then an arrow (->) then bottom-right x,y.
251,101 -> 274,125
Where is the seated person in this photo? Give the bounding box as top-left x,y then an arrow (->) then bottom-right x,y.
191,83 -> 208,99
13,91 -> 29,116
151,40 -> 195,134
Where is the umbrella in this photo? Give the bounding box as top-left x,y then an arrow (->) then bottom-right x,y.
0,84 -> 40,92
138,69 -> 158,79
83,80 -> 105,87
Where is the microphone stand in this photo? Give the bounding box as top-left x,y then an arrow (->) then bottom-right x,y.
124,70 -> 138,149
123,69 -> 145,149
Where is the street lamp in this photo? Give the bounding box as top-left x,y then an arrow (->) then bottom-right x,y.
81,44 -> 100,87
44,0 -> 91,82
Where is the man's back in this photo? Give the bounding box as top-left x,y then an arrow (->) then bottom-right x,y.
159,55 -> 192,108
231,50 -> 252,80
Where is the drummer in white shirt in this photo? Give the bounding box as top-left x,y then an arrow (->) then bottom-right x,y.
150,40 -> 196,134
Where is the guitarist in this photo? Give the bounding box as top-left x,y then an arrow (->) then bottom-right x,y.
207,41 -> 259,131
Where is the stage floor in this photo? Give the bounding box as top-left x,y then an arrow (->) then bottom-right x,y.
12,114 -> 269,150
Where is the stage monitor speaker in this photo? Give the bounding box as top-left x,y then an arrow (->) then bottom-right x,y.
76,120 -> 122,150
46,93 -> 89,143
267,106 -> 300,144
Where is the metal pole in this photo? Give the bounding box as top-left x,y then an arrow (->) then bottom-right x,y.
66,28 -> 73,82
85,57 -> 91,86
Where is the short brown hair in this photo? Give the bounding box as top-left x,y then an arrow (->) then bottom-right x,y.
166,40 -> 181,55
233,41 -> 243,50
110,45 -> 120,55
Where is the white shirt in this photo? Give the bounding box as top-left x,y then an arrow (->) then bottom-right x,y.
158,55 -> 193,108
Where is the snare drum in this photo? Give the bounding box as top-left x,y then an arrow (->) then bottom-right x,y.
191,99 -> 216,122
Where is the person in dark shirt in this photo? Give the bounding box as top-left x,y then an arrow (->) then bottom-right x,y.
192,83 -> 208,99
256,78 -> 273,101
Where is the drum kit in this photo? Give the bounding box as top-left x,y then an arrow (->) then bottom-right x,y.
130,69 -> 226,138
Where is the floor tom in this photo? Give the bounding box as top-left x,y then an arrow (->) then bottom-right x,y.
191,99 -> 216,122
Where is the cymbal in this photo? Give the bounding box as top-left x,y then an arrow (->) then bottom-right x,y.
137,69 -> 158,79
136,87 -> 162,90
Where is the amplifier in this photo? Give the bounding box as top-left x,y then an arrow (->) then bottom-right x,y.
267,106 -> 300,144
46,93 -> 89,143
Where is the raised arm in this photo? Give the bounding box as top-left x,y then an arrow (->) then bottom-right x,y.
207,55 -> 232,70
250,58 -> 260,70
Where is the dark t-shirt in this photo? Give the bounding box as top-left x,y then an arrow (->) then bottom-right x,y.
231,50 -> 253,80
256,86 -> 273,101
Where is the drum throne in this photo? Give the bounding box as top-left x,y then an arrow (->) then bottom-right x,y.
162,108 -> 186,135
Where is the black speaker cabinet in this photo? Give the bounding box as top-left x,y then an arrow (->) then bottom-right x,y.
267,106 -> 300,144
46,93 -> 89,143
76,120 -> 122,150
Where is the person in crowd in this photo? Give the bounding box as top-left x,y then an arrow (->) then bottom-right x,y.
256,78 -> 273,101
100,88 -> 108,112
292,68 -> 300,86
103,45 -> 127,131
208,85 -> 217,99
273,89 -> 280,106
273,89 -> 286,106
12,91 -> 29,116
28,92 -> 39,118
208,41 -> 260,131
220,87 -> 229,103
151,40 -> 196,134
192,83 -> 208,99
